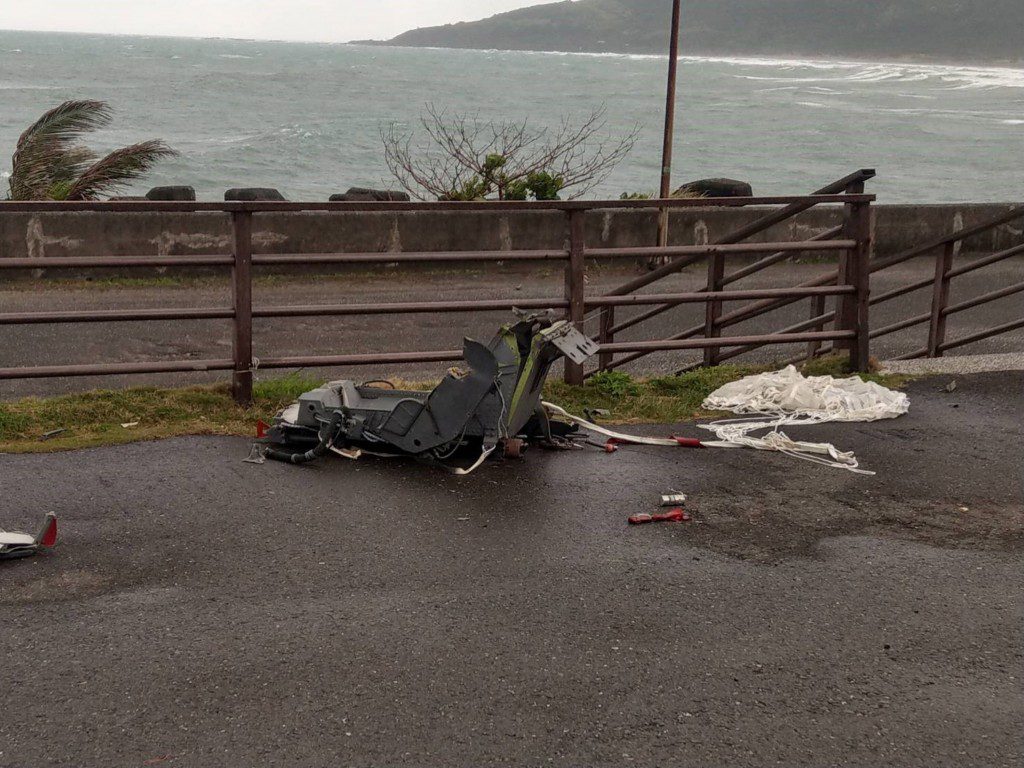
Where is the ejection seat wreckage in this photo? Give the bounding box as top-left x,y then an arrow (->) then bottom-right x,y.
259,312 -> 600,473
0,513 -> 58,561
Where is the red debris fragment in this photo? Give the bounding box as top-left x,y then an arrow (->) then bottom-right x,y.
628,508 -> 691,525
39,514 -> 57,547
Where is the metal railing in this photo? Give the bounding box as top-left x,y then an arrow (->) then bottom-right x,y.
786,204 -> 1024,364
0,191 -> 874,403
594,169 -> 876,375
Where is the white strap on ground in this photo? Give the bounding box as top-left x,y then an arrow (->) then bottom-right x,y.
541,402 -> 736,448
698,365 -> 910,474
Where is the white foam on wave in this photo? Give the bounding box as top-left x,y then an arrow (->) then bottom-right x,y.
368,44 -> 1024,90
0,82 -> 60,91
732,59 -> 1023,90
1002,119 -> 1024,125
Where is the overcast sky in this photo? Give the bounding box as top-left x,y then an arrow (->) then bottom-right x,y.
0,1 -> 565,43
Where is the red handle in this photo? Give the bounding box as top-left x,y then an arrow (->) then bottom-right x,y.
628,508 -> 690,525
672,437 -> 704,448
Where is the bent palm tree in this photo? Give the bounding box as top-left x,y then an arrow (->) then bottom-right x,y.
7,100 -> 177,201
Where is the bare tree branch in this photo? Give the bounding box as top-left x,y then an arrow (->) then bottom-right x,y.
380,104 -> 640,201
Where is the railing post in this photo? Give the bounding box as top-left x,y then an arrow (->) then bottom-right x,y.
598,306 -> 615,371
231,210 -> 254,405
927,241 -> 956,357
805,293 -> 827,362
703,249 -> 725,366
845,201 -> 872,372
564,209 -> 586,385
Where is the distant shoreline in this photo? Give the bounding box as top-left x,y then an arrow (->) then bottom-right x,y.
353,41 -> 1024,72
2,28 -> 1020,70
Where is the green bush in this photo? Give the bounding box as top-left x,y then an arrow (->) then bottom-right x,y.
587,370 -> 641,398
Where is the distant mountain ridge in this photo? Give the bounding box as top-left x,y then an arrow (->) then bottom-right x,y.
363,0 -> 1023,64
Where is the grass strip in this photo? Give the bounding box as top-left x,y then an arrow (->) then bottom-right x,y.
0,356 -> 908,454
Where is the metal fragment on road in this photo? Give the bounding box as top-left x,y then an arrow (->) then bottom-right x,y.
661,492 -> 687,506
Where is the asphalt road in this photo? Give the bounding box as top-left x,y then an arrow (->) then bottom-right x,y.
2,258 -> 1022,398
1,373 -> 1021,767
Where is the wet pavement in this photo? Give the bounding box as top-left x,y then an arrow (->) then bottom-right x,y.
1,373 -> 1021,766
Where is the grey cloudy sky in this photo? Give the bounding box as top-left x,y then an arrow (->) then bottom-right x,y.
0,1 -> 564,43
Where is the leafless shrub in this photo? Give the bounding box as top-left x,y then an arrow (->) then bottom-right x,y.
381,104 -> 640,201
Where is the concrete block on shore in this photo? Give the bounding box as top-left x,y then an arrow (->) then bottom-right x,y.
675,178 -> 753,198
225,187 -> 287,201
330,187 -> 411,202
147,185 -> 196,201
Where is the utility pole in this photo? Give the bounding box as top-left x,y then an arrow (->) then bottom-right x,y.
657,0 -> 683,249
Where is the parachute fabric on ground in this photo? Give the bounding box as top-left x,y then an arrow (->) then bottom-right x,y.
699,365 -> 910,474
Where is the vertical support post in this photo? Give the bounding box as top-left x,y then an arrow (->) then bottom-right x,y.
656,0 -> 683,251
564,209 -> 586,385
927,241 -> 956,357
835,180 -> 866,362
805,293 -> 827,362
231,210 -> 254,405
703,249 -> 725,367
846,201 -> 872,372
598,306 -> 615,371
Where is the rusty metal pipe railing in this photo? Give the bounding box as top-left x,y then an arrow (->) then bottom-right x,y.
585,239 -> 854,259
698,309 -> 842,368
593,171 -> 875,371
941,281 -> 1024,317
0,307 -> 235,325
0,255 -> 233,269
939,317 -> 1024,353
870,313 -> 931,339
252,250 -> 569,264
0,189 -> 886,399
0,359 -> 234,380
256,351 -> 464,369
603,226 -> 846,337
598,330 -> 854,354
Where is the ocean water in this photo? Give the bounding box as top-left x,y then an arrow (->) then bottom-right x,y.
1,30 -> 1021,203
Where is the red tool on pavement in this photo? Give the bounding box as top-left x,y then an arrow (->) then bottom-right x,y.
628,508 -> 691,525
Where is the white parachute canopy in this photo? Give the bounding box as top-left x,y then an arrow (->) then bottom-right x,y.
699,365 -> 909,474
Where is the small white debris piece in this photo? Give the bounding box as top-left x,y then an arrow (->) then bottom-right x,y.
121,422 -> 140,429
661,493 -> 687,507
242,444 -> 266,465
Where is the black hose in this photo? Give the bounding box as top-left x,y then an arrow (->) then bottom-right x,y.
264,410 -> 346,465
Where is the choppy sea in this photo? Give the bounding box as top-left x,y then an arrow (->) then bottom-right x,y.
1,30 -> 1021,202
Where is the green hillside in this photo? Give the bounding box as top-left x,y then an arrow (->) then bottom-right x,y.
365,0 -> 1022,64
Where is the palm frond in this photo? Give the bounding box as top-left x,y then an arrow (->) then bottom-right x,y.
9,100 -> 113,200
14,100 -> 112,152
62,140 -> 178,201
46,146 -> 98,185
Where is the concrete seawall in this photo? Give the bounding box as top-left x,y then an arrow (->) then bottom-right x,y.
0,203 -> 1020,277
